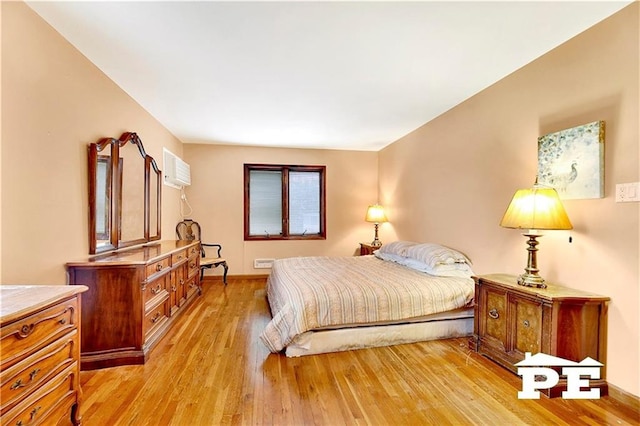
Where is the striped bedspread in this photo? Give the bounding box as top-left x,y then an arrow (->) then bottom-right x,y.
260,255 -> 474,353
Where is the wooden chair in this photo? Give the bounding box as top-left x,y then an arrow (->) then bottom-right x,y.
176,219 -> 228,285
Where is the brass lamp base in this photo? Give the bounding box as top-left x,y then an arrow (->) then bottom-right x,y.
518,233 -> 547,289
517,273 -> 547,288
371,223 -> 382,247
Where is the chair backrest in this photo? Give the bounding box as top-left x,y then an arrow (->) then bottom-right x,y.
176,219 -> 202,241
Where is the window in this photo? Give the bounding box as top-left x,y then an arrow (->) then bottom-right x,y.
244,164 -> 326,240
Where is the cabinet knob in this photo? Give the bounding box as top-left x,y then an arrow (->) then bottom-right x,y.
488,308 -> 499,319
523,319 -> 530,328
156,264 -> 163,272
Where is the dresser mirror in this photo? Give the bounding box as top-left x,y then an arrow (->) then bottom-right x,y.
88,132 -> 162,254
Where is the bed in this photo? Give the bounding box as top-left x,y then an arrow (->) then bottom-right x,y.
260,241 -> 476,357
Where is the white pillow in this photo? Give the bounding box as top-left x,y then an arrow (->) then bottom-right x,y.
378,241 -> 418,257
401,256 -> 474,278
375,245 -> 474,278
405,243 -> 471,267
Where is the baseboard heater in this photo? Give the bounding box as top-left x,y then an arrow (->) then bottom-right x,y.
254,258 -> 275,269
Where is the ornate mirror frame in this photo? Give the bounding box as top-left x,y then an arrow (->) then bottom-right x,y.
88,132 -> 162,254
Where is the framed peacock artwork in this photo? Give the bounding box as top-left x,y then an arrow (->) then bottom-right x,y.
537,121 -> 605,200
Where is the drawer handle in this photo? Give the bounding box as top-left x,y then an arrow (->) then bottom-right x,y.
190,262 -> 197,269
177,255 -> 183,260
151,284 -> 162,295
59,318 -> 67,325
151,312 -> 162,323
180,279 -> 185,285
488,308 -> 499,319
30,406 -> 41,420
156,264 -> 163,272
171,285 -> 177,292
10,379 -> 26,390
523,319 -> 530,328
29,369 -> 41,381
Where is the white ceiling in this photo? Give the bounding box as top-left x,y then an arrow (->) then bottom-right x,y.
27,1 -> 632,151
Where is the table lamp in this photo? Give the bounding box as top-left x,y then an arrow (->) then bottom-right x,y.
365,204 -> 388,247
500,182 -> 572,288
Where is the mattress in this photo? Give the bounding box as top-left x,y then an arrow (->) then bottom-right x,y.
285,307 -> 474,357
260,255 -> 475,353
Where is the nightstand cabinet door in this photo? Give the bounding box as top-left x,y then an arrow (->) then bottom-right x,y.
512,296 -> 543,355
479,285 -> 508,351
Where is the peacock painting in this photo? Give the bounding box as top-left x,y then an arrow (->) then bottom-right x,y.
537,121 -> 605,200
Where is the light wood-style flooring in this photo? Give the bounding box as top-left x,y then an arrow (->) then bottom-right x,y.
79,277 -> 639,425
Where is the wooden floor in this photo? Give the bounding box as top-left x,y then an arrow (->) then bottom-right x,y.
79,277 -> 639,426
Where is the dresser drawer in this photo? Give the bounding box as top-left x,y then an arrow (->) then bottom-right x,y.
1,299 -> 79,369
187,258 -> 199,279
187,245 -> 200,259
0,331 -> 77,415
146,256 -> 171,279
144,301 -> 168,338
171,249 -> 188,266
144,275 -> 170,311
1,363 -> 77,426
186,277 -> 199,299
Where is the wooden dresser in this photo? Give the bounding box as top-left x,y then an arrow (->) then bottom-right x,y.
469,274 -> 609,397
1,285 -> 88,426
66,240 -> 200,370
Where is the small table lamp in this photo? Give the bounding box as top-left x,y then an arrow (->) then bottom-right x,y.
365,204 -> 388,247
500,183 -> 573,288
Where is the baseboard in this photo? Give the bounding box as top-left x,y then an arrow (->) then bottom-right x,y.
607,383 -> 640,409
201,274 -> 269,283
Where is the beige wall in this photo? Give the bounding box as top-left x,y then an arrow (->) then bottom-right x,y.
1,2 -> 184,283
182,143 -> 378,274
379,3 -> 639,396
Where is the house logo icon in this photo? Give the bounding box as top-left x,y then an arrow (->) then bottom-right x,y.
515,352 -> 603,399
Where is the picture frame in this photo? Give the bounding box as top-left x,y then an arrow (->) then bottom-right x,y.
537,121 -> 605,200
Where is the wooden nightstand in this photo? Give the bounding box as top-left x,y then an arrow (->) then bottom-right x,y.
469,274 -> 609,397
359,243 -> 380,256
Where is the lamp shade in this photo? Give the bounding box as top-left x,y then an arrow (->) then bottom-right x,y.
500,185 -> 573,231
365,204 -> 388,224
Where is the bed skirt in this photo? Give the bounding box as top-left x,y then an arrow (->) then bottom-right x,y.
285,307 -> 473,357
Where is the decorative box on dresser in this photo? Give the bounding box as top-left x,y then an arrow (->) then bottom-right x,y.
469,274 -> 609,397
0,285 -> 88,426
66,240 -> 200,370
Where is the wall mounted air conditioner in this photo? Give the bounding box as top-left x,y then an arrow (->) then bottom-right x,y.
163,148 -> 191,188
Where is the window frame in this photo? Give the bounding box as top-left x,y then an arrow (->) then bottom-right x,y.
244,163 -> 326,241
